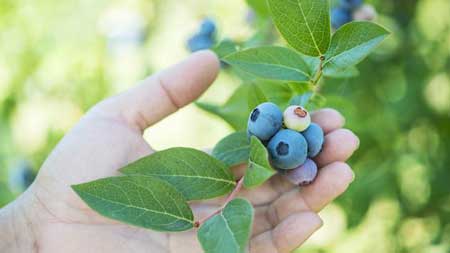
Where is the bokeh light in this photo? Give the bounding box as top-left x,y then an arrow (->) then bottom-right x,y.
424,74 -> 450,115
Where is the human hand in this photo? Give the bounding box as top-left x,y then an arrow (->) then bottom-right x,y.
0,50 -> 359,253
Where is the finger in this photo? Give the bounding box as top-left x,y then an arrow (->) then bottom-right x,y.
301,162 -> 354,212
98,50 -> 220,131
231,164 -> 247,179
169,231 -> 204,253
232,167 -> 299,205
311,108 -> 345,134
265,162 -> 354,227
252,206 -> 273,236
314,129 -> 360,167
250,212 -> 322,253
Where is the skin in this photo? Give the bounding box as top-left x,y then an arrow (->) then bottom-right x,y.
0,51 -> 360,253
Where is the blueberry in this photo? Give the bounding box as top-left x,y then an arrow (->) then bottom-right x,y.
331,7 -> 353,29
301,123 -> 324,158
245,9 -> 256,25
187,34 -> 214,52
186,18 -> 217,52
353,4 -> 377,21
339,0 -> 363,10
283,105 -> 311,132
284,159 -> 318,186
267,129 -> 308,170
248,102 -> 283,141
199,18 -> 217,36
8,160 -> 36,192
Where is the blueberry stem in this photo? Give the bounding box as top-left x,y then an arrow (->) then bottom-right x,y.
311,55 -> 325,86
194,176 -> 245,228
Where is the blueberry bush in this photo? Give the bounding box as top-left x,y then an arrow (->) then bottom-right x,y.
70,0 -> 390,252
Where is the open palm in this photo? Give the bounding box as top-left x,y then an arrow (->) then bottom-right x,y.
12,51 -> 359,253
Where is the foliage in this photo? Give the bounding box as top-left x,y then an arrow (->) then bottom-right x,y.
212,131 -> 250,167
120,148 -> 236,200
244,136 -> 275,188
198,198 -> 254,253
72,175 -> 195,231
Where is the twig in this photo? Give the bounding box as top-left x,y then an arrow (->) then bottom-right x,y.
311,55 -> 325,86
194,177 -> 245,228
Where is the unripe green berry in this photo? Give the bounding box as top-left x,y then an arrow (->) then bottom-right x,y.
283,106 -> 311,132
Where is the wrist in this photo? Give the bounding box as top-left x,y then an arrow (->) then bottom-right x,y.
0,190 -> 39,252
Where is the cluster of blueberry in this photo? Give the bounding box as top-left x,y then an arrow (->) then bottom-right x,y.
187,18 -> 217,52
331,0 -> 377,29
248,102 -> 325,186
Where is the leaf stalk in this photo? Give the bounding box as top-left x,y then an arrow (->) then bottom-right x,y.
194,176 -> 245,228
311,55 -> 325,86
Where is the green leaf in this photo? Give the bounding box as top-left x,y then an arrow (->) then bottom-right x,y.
324,21 -> 390,73
302,54 -> 321,75
196,84 -> 250,130
248,84 -> 268,111
288,82 -> 313,95
72,176 -> 194,232
212,131 -> 251,167
289,92 -> 313,107
267,0 -> 331,56
244,137 -> 276,188
213,39 -> 239,59
231,67 -> 260,83
198,198 -> 254,253
323,66 -> 359,79
289,91 -> 325,110
121,148 -> 236,201
309,93 -> 327,111
246,0 -> 270,17
258,80 -> 299,109
223,46 -> 313,82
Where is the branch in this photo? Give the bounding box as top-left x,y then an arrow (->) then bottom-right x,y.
194,177 -> 245,228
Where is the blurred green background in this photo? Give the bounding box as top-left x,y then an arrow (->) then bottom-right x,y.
0,0 -> 449,252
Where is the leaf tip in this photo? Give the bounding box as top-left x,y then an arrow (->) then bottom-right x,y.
70,183 -> 83,196
118,166 -> 131,174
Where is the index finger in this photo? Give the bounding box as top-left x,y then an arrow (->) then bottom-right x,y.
311,108 -> 346,134
95,50 -> 220,131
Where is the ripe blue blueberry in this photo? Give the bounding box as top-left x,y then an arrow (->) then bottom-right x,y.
331,7 -> 353,29
283,105 -> 311,132
245,9 -> 256,25
339,0 -> 363,10
267,129 -> 307,170
247,102 -> 283,141
8,160 -> 36,192
284,159 -> 318,186
187,34 -> 214,52
302,123 -> 324,158
199,18 -> 217,36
